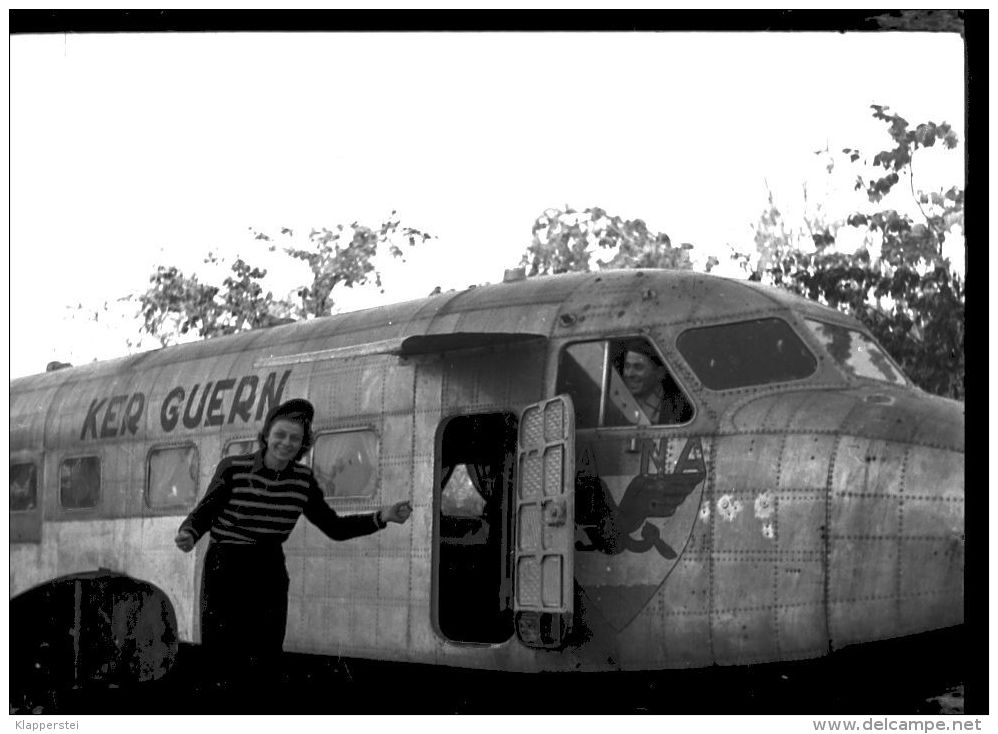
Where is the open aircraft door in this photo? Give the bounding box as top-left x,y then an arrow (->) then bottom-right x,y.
513,395 -> 575,649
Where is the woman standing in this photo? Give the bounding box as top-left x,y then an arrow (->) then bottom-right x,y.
174,398 -> 411,708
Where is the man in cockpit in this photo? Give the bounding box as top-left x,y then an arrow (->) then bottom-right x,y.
620,343 -> 688,425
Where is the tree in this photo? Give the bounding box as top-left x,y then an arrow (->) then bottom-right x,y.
135,212 -> 432,346
746,105 -> 964,400
521,206 -> 703,276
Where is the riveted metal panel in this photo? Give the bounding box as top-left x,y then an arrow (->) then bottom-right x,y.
785,391 -> 858,433
828,541 -> 901,648
774,559 -> 827,658
729,391 -> 813,433
897,445 -> 964,633
831,438 -> 906,537
710,434 -> 784,554
779,435 -> 837,491
902,446 -> 964,537
10,381 -> 62,453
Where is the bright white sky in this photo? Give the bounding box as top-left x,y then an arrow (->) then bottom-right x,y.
9,31 -> 965,379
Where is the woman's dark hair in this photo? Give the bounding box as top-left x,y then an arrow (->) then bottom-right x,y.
258,414 -> 314,462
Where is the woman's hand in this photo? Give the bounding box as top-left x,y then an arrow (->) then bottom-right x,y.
380,501 -> 413,525
175,529 -> 196,552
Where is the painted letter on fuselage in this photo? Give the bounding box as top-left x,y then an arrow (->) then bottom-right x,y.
100,395 -> 128,438
160,387 -> 185,432
80,398 -> 107,440
122,393 -> 145,436
255,370 -> 291,421
182,382 -> 213,429
205,379 -> 236,427
228,375 -> 258,424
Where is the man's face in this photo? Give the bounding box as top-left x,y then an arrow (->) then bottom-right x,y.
622,351 -> 664,399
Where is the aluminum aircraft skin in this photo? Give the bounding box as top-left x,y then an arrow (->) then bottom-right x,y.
9,269 -> 964,680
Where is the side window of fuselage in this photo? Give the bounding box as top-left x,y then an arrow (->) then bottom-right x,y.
10,463 -> 38,512
556,338 -> 694,429
312,429 -> 378,499
59,456 -> 101,509
223,438 -> 259,458
147,445 -> 199,509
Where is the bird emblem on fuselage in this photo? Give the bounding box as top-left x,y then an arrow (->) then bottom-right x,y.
576,436 -> 706,559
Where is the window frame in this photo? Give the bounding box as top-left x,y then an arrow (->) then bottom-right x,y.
222,436 -> 261,460
310,426 -> 380,501
676,316 -> 818,391
58,454 -> 103,511
556,335 -> 696,430
145,442 -> 201,510
10,461 -> 39,514
803,318 -> 911,387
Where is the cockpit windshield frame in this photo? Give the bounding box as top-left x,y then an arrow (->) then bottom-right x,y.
675,317 -> 818,391
803,318 -> 910,387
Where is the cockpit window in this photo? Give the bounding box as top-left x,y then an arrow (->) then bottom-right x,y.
676,318 -> 816,390
804,320 -> 907,385
556,337 -> 694,429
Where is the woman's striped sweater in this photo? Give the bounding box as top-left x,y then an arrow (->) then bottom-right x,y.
178,451 -> 383,545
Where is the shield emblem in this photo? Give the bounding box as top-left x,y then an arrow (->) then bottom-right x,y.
574,435 -> 709,632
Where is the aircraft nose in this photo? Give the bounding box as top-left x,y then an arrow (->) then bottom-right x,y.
828,395 -> 964,649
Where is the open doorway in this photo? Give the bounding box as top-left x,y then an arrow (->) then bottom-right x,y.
435,412 -> 517,644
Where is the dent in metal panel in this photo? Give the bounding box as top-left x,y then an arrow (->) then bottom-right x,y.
908,394 -> 964,450
10,383 -> 62,451
379,603 -> 410,652
840,400 -> 920,444
901,447 -> 964,535
710,554 -> 773,619
830,438 -> 905,537
785,391 -> 858,433
710,590 -> 776,665
757,392 -> 813,433
828,534 -> 900,647
451,302 -> 548,332
414,363 -> 443,412
684,277 -> 775,324
779,435 -> 837,492
381,413 -> 410,474
896,445 -> 964,633
309,363 -> 363,419
382,362 -> 416,414
775,559 -> 827,658
652,554 -> 712,667
777,495 -> 825,554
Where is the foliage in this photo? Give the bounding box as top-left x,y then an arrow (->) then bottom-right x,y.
136,257 -> 289,346
135,212 -> 432,346
521,206 -> 699,276
747,105 -> 964,400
